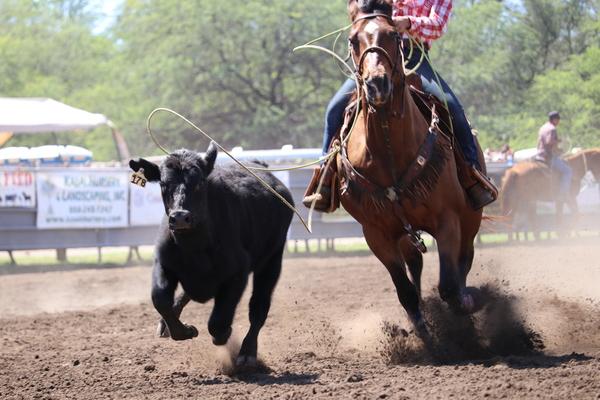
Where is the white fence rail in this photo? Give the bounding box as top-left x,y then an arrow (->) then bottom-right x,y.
1,154 -> 598,254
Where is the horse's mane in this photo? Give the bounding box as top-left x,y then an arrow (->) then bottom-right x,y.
357,0 -> 393,14
348,0 -> 393,18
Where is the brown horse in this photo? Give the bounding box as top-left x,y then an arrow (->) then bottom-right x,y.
500,148 -> 600,239
336,0 -> 486,336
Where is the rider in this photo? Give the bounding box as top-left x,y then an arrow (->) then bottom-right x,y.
536,111 -> 573,199
303,0 -> 498,210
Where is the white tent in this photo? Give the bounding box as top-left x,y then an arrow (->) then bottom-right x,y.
0,98 -> 108,133
0,97 -> 130,160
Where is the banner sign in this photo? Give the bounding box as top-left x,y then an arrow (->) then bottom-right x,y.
130,181 -> 165,226
0,169 -> 36,208
36,171 -> 129,229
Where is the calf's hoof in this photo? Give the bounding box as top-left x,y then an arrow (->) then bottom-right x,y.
170,324 -> 199,341
156,320 -> 170,338
211,327 -> 232,346
236,355 -> 258,368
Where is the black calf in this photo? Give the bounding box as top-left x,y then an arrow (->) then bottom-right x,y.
130,143 -> 293,367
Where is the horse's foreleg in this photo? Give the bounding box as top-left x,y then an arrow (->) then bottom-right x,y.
399,236 -> 423,298
527,202 -> 538,241
457,225 -> 488,313
567,198 -> 579,237
363,227 -> 424,331
556,201 -> 565,236
435,214 -> 474,314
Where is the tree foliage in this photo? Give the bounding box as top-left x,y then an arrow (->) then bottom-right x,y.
0,0 -> 598,160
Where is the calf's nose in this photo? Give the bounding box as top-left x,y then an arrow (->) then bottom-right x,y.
169,210 -> 192,230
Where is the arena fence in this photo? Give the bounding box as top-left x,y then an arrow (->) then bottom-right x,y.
1,154 -> 598,261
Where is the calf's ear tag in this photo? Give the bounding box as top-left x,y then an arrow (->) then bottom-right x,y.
130,168 -> 147,188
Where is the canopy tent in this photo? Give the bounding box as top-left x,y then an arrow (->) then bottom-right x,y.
0,97 -> 130,161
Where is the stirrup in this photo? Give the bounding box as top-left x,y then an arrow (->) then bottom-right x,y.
302,166 -> 338,212
467,167 -> 498,210
302,187 -> 331,209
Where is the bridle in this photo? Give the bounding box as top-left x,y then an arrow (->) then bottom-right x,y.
341,12 -> 436,252
350,13 -> 402,82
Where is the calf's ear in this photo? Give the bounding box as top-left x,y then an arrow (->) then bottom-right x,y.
129,158 -> 161,181
203,141 -> 218,175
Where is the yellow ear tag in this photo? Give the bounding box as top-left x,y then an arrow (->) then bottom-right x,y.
130,168 -> 147,188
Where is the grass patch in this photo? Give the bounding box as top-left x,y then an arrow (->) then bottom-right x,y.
0,247 -> 154,267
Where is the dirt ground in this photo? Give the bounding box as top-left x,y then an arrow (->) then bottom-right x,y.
1,240 -> 600,399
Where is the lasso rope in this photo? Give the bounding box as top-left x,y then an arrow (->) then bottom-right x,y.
144,21 -> 453,234
144,28 -> 358,234
146,108 -> 315,232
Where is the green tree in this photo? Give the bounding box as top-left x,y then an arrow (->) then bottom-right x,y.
115,0 -> 348,155
0,0 -> 120,160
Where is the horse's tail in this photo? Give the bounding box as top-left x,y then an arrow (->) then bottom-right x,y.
499,168 -> 519,218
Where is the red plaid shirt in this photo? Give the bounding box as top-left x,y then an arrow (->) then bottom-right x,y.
393,0 -> 453,48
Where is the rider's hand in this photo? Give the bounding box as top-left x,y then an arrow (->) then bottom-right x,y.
393,16 -> 411,33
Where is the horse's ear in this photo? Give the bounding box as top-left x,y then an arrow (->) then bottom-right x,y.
348,0 -> 360,20
202,141 -> 218,175
129,158 -> 161,181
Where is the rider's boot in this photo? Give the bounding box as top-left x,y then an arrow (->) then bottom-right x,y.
302,161 -> 337,212
466,165 -> 498,210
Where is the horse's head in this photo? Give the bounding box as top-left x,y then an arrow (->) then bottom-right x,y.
347,0 -> 400,108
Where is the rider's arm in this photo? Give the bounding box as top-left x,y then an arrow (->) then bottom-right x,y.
543,128 -> 559,151
404,0 -> 453,42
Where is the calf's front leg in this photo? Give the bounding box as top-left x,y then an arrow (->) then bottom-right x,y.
157,292 -> 191,338
152,264 -> 198,341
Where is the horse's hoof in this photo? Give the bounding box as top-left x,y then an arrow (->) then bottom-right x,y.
407,314 -> 428,338
413,320 -> 429,339
461,293 -> 475,313
463,287 -> 487,314
235,355 -> 258,368
156,320 -> 170,338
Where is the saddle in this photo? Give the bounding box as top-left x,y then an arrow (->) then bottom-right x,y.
304,78 -> 494,213
405,76 -> 480,191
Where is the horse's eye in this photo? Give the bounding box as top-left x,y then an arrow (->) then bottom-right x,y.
349,36 -> 359,48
